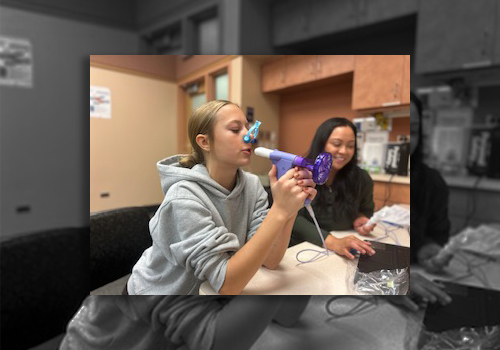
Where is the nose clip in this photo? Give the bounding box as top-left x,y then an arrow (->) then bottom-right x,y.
243,120 -> 261,144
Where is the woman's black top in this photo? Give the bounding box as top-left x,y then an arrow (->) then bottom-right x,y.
291,168 -> 374,247
410,163 -> 451,262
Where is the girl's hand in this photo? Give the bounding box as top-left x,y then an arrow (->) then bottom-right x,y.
326,235 -> 376,260
353,216 -> 375,236
293,167 -> 317,202
269,165 -> 309,219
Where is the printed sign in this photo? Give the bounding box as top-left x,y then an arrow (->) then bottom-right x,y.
0,36 -> 33,88
90,86 -> 112,119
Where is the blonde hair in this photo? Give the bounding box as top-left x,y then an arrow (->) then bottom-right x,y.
179,100 -> 239,168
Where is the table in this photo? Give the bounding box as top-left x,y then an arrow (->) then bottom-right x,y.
411,250 -> 500,291
249,295 -> 423,350
199,224 -> 410,295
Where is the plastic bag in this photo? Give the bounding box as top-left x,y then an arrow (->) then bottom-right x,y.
418,325 -> 500,350
435,225 -> 500,265
345,258 -> 409,295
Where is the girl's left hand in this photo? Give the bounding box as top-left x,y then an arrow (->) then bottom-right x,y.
353,216 -> 375,236
293,167 -> 317,201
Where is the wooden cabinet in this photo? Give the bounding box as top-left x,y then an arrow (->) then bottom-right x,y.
272,0 -> 417,47
262,59 -> 287,92
308,0 -> 358,41
352,55 -> 406,110
272,0 -> 311,47
262,55 -> 355,93
316,55 -> 355,80
416,0 -> 498,74
495,3 -> 500,65
401,55 -> 411,105
359,0 -> 417,26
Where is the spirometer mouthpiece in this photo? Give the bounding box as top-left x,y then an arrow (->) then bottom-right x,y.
255,147 -> 333,185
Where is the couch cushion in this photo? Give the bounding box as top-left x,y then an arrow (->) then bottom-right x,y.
90,207 -> 152,291
1,227 -> 88,350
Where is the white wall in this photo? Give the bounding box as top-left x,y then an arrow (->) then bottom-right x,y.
0,6 -> 139,238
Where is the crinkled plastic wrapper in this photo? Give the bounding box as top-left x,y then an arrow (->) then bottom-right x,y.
418,325 -> 500,350
345,258 -> 409,295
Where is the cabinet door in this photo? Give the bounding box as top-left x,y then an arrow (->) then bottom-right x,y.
359,0 -> 417,25
352,55 -> 405,110
495,1 -> 500,65
309,0 -> 358,38
316,55 -> 355,80
262,59 -> 287,92
416,0 -> 497,74
401,55 -> 411,105
272,0 -> 310,46
284,56 -> 318,87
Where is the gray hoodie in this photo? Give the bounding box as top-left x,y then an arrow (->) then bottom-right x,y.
128,155 -> 269,295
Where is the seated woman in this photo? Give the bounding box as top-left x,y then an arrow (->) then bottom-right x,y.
60,295 -> 311,350
291,118 -> 375,259
399,92 -> 453,309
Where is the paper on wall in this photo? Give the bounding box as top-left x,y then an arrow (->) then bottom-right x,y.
0,36 -> 33,88
90,86 -> 111,119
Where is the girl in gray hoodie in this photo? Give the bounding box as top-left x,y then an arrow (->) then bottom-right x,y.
60,295 -> 310,350
127,100 -> 317,295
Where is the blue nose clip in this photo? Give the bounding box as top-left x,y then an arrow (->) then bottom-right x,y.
243,120 -> 261,144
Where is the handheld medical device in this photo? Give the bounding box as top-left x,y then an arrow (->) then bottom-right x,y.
255,147 -> 333,254
243,120 -> 261,144
254,147 -> 333,188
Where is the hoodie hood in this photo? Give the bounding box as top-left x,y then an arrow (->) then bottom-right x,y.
156,155 -> 246,199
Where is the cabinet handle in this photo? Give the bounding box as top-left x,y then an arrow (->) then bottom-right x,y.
462,60 -> 492,69
317,59 -> 322,73
382,101 -> 401,107
281,69 -> 285,83
482,30 -> 489,57
394,83 -> 399,98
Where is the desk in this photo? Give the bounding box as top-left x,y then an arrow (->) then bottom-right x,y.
411,250 -> 500,292
250,296 -> 422,350
200,225 -> 410,295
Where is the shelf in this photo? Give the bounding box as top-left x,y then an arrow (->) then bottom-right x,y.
444,176 -> 500,192
370,173 -> 410,185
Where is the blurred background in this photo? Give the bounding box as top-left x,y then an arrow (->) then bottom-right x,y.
1,1 -> 500,349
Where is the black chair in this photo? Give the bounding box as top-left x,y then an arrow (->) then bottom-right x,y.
90,206 -> 154,292
1,227 -> 88,350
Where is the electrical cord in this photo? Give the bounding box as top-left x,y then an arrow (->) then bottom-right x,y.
296,221 -> 404,264
325,296 -> 379,321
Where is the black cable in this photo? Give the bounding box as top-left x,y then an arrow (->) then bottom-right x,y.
383,174 -> 395,207
462,175 -> 482,229
325,296 -> 379,322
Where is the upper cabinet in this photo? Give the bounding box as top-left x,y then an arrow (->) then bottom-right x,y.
352,55 -> 407,110
262,55 -> 354,93
416,0 -> 498,74
272,0 -> 417,46
401,55 -> 411,105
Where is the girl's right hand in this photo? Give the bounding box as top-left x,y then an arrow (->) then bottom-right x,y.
269,165 -> 311,219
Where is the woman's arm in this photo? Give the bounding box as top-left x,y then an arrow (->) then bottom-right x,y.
212,296 -> 283,350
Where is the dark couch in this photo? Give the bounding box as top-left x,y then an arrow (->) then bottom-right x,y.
90,205 -> 157,293
1,227 -> 88,350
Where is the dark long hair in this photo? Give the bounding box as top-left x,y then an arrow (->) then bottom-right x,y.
410,91 -> 424,167
306,118 -> 362,219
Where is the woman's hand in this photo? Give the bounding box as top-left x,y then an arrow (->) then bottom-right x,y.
325,235 -> 376,259
353,216 -> 376,236
418,242 -> 448,273
410,272 -> 452,306
293,166 -> 317,202
269,165 -> 316,219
